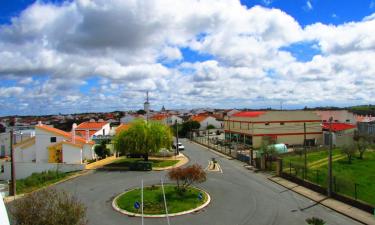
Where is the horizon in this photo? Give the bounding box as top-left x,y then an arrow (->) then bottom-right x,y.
1,0 -> 375,116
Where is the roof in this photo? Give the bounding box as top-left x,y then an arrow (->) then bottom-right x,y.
36,124 -> 94,145
13,137 -> 35,149
191,115 -> 208,122
151,114 -> 168,121
116,123 -> 132,134
232,111 -> 266,118
322,123 -> 356,132
76,121 -> 108,130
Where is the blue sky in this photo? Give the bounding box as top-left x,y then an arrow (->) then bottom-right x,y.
1,0 -> 375,116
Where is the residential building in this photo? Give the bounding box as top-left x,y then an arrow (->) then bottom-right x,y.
315,110 -> 356,123
0,129 -> 34,158
224,111 -> 323,148
191,115 -> 223,130
75,121 -> 110,141
13,123 -> 94,164
120,114 -> 144,124
151,114 -> 183,126
322,123 -> 357,147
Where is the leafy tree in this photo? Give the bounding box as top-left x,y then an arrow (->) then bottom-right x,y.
168,164 -> 206,192
9,188 -> 87,225
306,217 -> 326,225
207,124 -> 216,129
114,120 -> 172,161
356,137 -> 370,159
136,109 -> 146,115
173,120 -> 200,137
341,145 -> 356,164
94,141 -> 110,159
260,140 -> 278,169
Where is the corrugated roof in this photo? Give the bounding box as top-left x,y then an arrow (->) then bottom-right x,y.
322,123 -> 356,132
232,111 -> 266,117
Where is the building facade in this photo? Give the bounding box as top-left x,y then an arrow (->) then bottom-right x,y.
224,111 -> 323,148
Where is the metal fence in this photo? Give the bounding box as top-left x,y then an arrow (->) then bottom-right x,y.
282,161 -> 375,212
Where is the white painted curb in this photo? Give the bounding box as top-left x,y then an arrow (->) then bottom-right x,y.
112,186 -> 211,218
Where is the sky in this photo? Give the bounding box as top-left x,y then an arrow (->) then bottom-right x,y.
0,0 -> 375,116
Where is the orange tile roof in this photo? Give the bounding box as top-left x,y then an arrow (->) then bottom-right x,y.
36,124 -> 94,145
151,114 -> 168,121
191,115 -> 208,122
116,123 -> 132,134
76,121 -> 108,130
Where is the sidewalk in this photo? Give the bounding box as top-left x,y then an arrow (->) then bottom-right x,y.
269,176 -> 375,225
152,153 -> 189,171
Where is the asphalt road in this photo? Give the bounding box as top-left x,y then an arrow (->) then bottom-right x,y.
55,139 -> 360,225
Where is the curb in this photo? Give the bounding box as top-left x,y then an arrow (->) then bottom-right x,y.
153,153 -> 190,171
112,186 -> 211,218
4,170 -> 91,203
268,177 -> 372,225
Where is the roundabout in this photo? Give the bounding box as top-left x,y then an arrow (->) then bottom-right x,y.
112,185 -> 211,217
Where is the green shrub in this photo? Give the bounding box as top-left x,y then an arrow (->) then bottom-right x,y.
16,170 -> 69,194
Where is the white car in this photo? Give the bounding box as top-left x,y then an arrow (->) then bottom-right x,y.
173,142 -> 185,151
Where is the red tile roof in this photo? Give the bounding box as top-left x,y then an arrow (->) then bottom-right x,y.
191,115 -> 208,122
116,123 -> 132,134
36,124 -> 94,145
322,123 -> 356,132
76,121 -> 108,130
232,111 -> 266,117
151,114 -> 168,121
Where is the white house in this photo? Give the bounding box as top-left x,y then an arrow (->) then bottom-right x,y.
151,114 -> 183,126
191,115 -> 223,130
75,121 -> 110,140
0,129 -> 35,158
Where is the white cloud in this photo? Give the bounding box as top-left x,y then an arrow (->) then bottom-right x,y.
0,0 -> 375,115
306,1 -> 313,10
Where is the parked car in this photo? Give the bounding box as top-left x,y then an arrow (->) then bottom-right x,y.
173,142 -> 185,151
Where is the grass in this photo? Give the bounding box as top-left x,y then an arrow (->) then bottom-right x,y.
281,150 -> 375,206
105,157 -> 179,169
116,185 -> 207,214
16,170 -> 76,194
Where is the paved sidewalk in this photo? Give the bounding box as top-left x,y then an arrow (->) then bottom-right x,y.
269,176 -> 375,225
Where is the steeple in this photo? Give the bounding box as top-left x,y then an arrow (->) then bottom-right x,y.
144,91 -> 150,114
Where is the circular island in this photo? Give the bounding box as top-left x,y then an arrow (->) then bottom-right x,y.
112,185 -> 210,217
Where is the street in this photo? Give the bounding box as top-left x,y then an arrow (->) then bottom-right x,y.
55,139 -> 360,225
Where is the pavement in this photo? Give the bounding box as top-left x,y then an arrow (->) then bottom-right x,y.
269,176 -> 375,225
42,139 -> 361,225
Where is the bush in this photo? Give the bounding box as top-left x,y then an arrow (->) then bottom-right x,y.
9,188 -> 87,225
94,142 -> 110,159
168,164 -> 206,192
306,217 -> 326,225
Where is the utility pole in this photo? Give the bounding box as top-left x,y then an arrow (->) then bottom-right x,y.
10,129 -> 16,196
327,117 -> 333,197
304,122 -> 307,179
175,120 -> 179,156
207,122 -> 209,147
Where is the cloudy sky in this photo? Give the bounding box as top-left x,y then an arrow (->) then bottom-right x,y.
1,0 -> 375,116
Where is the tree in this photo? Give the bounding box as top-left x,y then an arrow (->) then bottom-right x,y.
94,141 -> 110,159
206,124 -> 216,129
136,109 -> 146,115
114,120 -> 172,161
175,120 -> 201,137
9,188 -> 87,225
306,217 -> 326,225
341,145 -> 356,164
168,164 -> 206,192
356,137 -> 370,159
260,140 -> 278,169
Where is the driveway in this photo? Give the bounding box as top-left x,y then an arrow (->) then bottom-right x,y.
55,139 -> 360,225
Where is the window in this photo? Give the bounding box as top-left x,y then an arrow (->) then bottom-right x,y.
280,122 -> 285,125
50,137 -> 57,143
265,122 -> 270,126
346,119 -> 350,122
323,120 -> 327,122
334,120 -> 339,122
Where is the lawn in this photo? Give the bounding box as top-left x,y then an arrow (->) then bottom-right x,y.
116,185 -> 207,214
105,157 -> 179,169
281,150 -> 375,206
16,170 -> 76,194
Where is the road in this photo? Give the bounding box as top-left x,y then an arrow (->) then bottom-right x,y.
55,139 -> 360,225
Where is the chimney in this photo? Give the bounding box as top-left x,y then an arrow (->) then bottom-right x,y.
72,123 -> 77,144
38,121 -> 42,126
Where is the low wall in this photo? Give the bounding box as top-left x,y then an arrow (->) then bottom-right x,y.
0,162 -> 85,180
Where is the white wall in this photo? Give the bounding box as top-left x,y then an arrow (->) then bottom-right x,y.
0,133 -> 9,157
0,162 -> 85,180
201,117 -> 223,130
14,143 -> 35,162
35,127 -> 66,163
94,123 -> 111,137
62,144 -> 82,164
166,115 -> 183,126
82,144 -> 94,161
